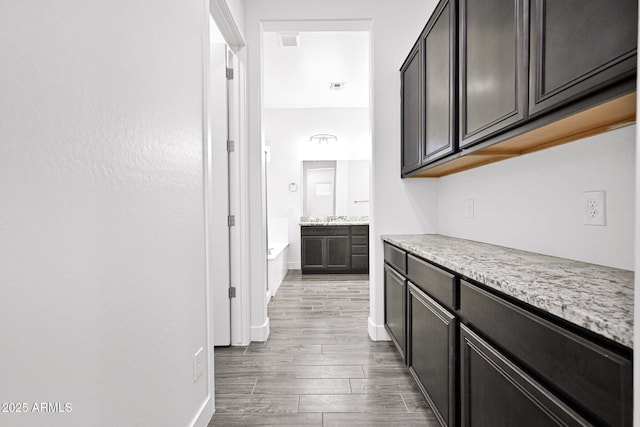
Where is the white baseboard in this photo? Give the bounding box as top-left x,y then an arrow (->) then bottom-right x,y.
251,317 -> 270,342
287,261 -> 301,270
189,395 -> 213,427
368,316 -> 390,341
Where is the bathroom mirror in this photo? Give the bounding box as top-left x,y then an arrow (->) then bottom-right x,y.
302,160 -> 369,217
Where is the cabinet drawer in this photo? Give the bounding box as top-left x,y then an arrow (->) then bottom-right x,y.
407,254 -> 456,311
351,245 -> 368,255
460,280 -> 632,427
460,324 -> 590,426
351,235 -> 368,245
351,254 -> 368,271
384,242 -> 406,274
301,226 -> 349,236
351,225 -> 369,235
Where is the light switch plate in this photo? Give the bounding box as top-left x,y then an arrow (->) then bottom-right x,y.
466,199 -> 475,219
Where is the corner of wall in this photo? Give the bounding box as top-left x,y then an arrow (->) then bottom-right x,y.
189,396 -> 214,427
251,317 -> 270,342
368,316 -> 390,341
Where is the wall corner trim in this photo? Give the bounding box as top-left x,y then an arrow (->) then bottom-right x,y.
368,316 -> 390,341
251,317 -> 271,342
189,395 -> 213,427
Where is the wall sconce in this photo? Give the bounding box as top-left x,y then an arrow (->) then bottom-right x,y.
309,134 -> 337,144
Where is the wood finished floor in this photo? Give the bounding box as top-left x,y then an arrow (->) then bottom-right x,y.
209,271 -> 438,427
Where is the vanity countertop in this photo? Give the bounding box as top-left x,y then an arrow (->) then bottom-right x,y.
382,234 -> 634,349
300,216 -> 369,226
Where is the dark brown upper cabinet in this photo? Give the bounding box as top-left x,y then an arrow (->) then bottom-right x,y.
402,0 -> 636,177
401,0 -> 456,176
422,0 -> 457,162
529,0 -> 638,117
400,44 -> 423,175
459,0 -> 528,148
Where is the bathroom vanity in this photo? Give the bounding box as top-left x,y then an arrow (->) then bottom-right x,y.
300,216 -> 369,274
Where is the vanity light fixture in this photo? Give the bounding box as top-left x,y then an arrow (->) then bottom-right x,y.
329,82 -> 346,90
309,134 -> 338,144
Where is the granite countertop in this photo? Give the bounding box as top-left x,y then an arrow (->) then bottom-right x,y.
382,234 -> 634,349
300,216 -> 369,226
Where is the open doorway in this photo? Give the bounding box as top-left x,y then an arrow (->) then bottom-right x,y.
261,25 -> 372,299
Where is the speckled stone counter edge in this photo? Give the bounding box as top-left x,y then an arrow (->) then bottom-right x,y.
382,234 -> 634,349
300,215 -> 369,226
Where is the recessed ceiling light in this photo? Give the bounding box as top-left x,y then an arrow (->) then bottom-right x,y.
278,32 -> 300,47
329,82 -> 346,90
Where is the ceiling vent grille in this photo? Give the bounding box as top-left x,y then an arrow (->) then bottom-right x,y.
329,82 -> 346,90
278,32 -> 300,47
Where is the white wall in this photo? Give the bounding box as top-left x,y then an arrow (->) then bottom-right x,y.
264,108 -> 370,269
245,0 -> 440,342
437,125 -> 636,270
633,17 -> 639,427
0,2 -> 213,426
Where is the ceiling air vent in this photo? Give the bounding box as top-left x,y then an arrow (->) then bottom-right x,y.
278,32 -> 300,47
329,82 -> 346,90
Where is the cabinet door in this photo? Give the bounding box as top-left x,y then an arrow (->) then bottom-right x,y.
422,0 -> 456,163
460,325 -> 590,427
301,236 -> 325,270
460,280 -> 632,426
384,265 -> 406,358
529,0 -> 638,116
408,284 -> 456,427
325,236 -> 350,269
401,44 -> 423,175
459,0 -> 527,148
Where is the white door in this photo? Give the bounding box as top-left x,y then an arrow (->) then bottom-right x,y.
210,30 -> 231,346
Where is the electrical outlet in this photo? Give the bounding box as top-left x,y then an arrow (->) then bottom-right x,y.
466,199 -> 475,219
193,347 -> 204,382
582,191 -> 606,226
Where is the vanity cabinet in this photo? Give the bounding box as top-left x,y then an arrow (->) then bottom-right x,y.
401,0 -> 637,177
382,240 -> 633,427
301,225 -> 369,274
351,225 -> 369,271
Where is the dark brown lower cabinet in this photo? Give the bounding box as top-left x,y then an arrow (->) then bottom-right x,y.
383,243 -> 632,427
384,265 -> 406,359
325,236 -> 349,268
301,225 -> 369,274
301,235 -> 349,270
460,324 -> 590,426
408,283 -> 456,427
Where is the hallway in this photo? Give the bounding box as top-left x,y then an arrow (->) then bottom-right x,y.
209,272 -> 438,426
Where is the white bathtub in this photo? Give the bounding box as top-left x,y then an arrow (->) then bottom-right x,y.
267,241 -> 289,296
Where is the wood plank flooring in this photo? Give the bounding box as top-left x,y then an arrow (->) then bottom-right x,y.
209,271 -> 438,426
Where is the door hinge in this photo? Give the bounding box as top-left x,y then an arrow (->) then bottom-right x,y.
226,67 -> 234,80
228,286 -> 236,298
227,215 -> 235,227
227,140 -> 235,152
